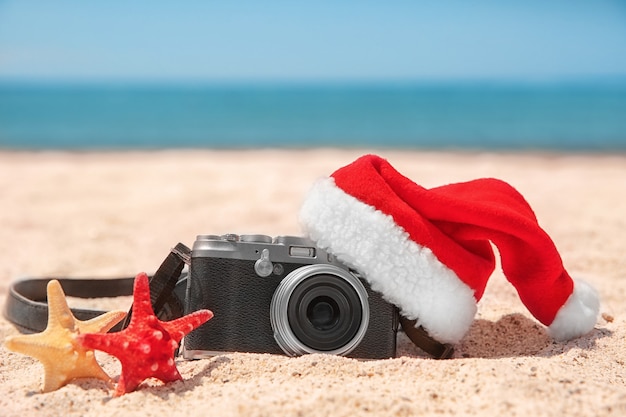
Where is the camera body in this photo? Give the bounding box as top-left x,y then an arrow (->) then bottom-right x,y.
183,234 -> 398,360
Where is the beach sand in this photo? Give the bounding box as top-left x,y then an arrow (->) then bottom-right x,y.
1,149 -> 624,416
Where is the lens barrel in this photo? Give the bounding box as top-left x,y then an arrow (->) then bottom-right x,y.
270,265 -> 370,356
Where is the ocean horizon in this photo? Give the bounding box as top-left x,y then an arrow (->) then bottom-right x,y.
1,80 -> 625,151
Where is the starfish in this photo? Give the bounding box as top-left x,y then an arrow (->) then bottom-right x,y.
78,272 -> 213,396
4,280 -> 127,393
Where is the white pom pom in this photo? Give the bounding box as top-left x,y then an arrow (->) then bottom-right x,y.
548,279 -> 600,341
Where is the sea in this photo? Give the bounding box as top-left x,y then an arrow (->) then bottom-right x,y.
1,81 -> 625,151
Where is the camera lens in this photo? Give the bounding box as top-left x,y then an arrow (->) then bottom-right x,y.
270,265 -> 370,356
287,275 -> 363,351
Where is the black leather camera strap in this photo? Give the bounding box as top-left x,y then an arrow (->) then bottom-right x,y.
3,243 -> 191,334
120,242 -> 190,328
4,277 -> 134,334
400,316 -> 455,359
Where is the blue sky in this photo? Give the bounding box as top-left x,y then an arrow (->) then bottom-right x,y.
1,1 -> 625,83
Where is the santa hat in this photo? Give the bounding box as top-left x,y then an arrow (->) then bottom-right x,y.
299,154 -> 599,345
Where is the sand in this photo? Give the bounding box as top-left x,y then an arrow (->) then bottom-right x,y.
0,149 -> 624,416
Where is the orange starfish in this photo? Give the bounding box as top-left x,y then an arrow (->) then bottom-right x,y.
4,280 -> 127,393
78,272 -> 213,396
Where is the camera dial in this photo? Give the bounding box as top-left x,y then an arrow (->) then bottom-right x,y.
241,234 -> 273,243
270,264 -> 370,357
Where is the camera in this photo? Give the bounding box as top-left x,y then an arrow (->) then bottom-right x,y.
183,234 -> 399,359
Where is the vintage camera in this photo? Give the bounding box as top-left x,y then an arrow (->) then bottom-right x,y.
183,234 -> 399,359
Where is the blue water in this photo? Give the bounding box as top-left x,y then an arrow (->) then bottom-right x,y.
1,82 -> 625,151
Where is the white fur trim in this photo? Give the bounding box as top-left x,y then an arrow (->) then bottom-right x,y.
548,279 -> 599,341
299,178 -> 477,344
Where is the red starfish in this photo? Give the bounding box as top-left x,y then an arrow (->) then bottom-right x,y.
78,272 -> 213,396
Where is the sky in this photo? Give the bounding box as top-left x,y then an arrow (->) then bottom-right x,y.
1,0 -> 626,83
